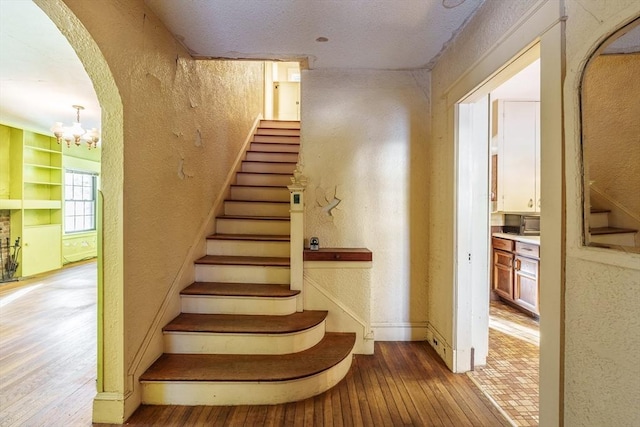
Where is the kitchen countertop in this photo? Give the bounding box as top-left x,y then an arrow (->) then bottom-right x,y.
492,232 -> 540,245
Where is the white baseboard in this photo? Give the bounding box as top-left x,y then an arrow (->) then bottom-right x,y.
92,392 -> 125,424
426,323 -> 454,370
372,322 -> 428,341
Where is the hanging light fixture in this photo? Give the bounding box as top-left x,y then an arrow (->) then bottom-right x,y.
50,105 -> 100,149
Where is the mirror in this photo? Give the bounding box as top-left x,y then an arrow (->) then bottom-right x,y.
581,18 -> 640,252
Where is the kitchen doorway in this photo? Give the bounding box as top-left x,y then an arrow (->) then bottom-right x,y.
454,45 -> 541,425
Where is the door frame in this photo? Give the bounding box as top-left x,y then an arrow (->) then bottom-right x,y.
449,1 -> 565,425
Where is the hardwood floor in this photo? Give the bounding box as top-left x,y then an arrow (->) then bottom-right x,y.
0,260 -> 97,426
0,261 -> 511,426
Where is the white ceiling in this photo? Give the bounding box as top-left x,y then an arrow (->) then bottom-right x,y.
145,0 -> 484,70
0,0 -> 484,136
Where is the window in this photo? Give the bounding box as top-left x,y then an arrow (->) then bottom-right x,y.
64,170 -> 96,233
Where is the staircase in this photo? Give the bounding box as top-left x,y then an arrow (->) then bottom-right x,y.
589,208 -> 638,247
140,120 -> 356,405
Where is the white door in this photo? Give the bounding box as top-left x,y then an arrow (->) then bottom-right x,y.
274,82 -> 300,121
455,94 -> 490,372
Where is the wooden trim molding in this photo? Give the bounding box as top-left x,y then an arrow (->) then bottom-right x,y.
303,248 -> 372,262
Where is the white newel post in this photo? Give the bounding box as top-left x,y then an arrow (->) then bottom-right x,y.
288,164 -> 307,312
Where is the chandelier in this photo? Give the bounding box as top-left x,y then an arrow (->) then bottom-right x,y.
50,105 -> 100,149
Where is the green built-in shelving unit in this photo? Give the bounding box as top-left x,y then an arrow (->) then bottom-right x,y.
0,125 -> 63,277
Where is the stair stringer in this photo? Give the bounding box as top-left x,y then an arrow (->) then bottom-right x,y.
125,115 -> 263,403
303,274 -> 374,354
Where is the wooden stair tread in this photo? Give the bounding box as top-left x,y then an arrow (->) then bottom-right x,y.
140,332 -> 355,382
164,311 -> 328,334
218,215 -> 290,221
247,150 -> 299,155
242,160 -> 297,165
237,171 -> 294,176
230,184 -> 289,189
590,208 -> 611,213
195,255 -> 290,266
181,282 -> 297,297
207,233 -> 290,241
590,226 -> 638,235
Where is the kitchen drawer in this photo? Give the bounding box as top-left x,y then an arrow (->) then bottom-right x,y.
494,250 -> 514,268
492,237 -> 514,252
515,255 -> 539,277
515,241 -> 539,258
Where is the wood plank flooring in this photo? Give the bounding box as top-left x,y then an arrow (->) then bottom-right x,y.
0,261 -> 511,427
0,260 -> 97,427
111,341 -> 511,427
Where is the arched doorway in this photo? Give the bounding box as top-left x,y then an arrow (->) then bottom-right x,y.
33,0 -> 125,423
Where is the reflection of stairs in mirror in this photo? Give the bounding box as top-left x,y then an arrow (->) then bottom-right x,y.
589,208 -> 638,246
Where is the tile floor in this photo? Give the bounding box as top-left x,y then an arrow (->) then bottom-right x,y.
468,300 -> 540,426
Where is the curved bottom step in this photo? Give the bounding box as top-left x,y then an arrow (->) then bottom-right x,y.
140,332 -> 355,405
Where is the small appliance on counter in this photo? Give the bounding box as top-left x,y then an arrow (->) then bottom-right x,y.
503,213 -> 540,236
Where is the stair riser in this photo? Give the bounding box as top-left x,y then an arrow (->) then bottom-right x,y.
206,239 -> 290,257
250,143 -> 299,153
253,135 -> 300,144
589,212 -> 610,228
246,152 -> 298,163
255,128 -> 300,136
216,218 -> 290,235
195,264 -> 290,284
163,322 -> 325,355
236,173 -> 292,187
224,201 -> 290,217
230,186 -> 290,202
181,295 -> 297,316
590,232 -> 636,246
140,354 -> 353,405
241,162 -> 296,174
260,120 -> 300,130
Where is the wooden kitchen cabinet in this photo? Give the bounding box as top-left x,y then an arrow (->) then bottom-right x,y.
493,249 -> 514,300
492,237 -> 540,316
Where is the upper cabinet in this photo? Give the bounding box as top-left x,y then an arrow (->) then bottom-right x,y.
492,100 -> 541,213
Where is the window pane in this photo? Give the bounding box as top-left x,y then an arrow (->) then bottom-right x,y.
64,170 -> 97,233
82,186 -> 92,201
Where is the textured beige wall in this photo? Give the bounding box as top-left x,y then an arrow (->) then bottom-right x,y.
564,1 -> 640,425
46,0 -> 264,418
301,68 -> 429,334
583,53 -> 640,218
